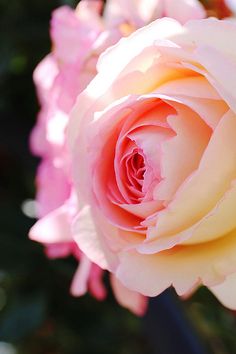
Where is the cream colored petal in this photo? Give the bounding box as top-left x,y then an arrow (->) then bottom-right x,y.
154,102 -> 211,202
138,180 -> 236,252
97,18 -> 183,85
184,18 -> 236,59
117,229 -> 236,297
210,272 -> 236,310
155,76 -> 220,100
194,45 -> 236,113
149,110 -> 236,239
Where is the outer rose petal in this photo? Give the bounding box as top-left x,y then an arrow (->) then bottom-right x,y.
33,55 -> 58,106
177,19 -> 236,59
45,243 -> 72,259
73,205 -> 119,270
88,264 -> 107,300
35,160 -> 71,217
110,274 -> 148,316
164,0 -> 205,24
195,45 -> 236,113
50,5 -> 102,64
96,19 -> 183,92
210,273 -> 236,310
29,204 -> 73,243
67,19 -> 186,153
70,255 -> 92,296
117,228 -> 236,297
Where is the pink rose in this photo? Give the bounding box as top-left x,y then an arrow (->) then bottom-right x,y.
30,0 -> 205,314
68,17 -> 236,310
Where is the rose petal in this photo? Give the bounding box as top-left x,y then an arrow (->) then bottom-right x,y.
73,205 -> 119,270
210,272 -> 236,310
117,228 -> 236,297
88,264 -> 107,300
29,203 -> 73,243
164,0 -> 205,24
70,255 -> 92,296
149,109 -> 236,239
110,274 -> 148,316
154,101 -> 211,202
139,180 -> 236,252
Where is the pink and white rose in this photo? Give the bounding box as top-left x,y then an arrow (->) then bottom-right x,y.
68,17 -> 236,310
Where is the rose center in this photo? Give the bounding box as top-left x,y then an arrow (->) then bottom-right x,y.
126,149 -> 145,193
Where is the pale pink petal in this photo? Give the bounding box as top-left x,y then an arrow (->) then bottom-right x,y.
110,274 -> 148,316
194,45 -> 236,112
35,160 -> 71,217
30,111 -> 48,157
46,110 -> 68,147
51,6 -> 101,64
184,18 -> 236,59
33,54 -> 58,106
70,255 -> 91,296
96,18 -> 184,95
76,0 -> 103,19
88,264 -> 107,300
29,204 -> 73,243
210,272 -> 236,310
45,243 -> 72,259
73,205 -> 119,270
127,125 -> 174,180
164,0 -> 205,24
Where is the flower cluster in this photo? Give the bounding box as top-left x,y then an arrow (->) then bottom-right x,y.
30,0 -> 236,314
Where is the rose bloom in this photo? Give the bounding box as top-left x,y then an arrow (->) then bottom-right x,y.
68,17 -> 236,310
30,0 -> 205,314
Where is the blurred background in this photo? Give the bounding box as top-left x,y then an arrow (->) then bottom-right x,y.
1,0 -> 236,353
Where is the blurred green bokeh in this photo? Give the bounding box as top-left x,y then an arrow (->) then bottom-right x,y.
0,1 -> 236,353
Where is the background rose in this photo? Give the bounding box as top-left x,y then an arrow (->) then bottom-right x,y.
69,17 -> 236,310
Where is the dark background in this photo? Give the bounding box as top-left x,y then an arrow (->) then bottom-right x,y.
0,0 -> 236,353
